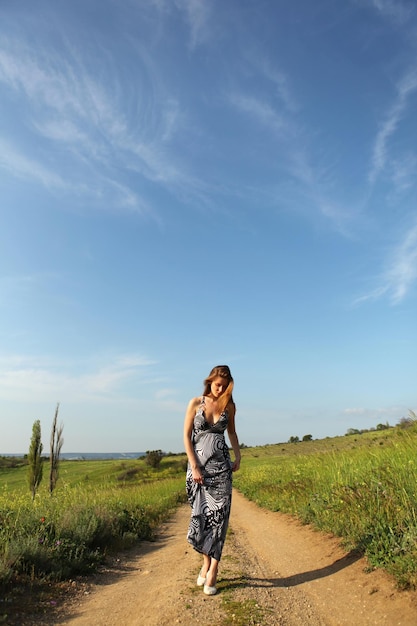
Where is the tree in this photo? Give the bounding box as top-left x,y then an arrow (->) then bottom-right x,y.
28,420 -> 43,500
346,428 -> 361,436
49,403 -> 64,495
397,415 -> 415,429
302,434 -> 313,442
288,436 -> 299,443
145,449 -> 164,468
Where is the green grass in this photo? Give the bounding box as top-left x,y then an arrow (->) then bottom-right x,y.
235,425 -> 417,589
3,425 -> 417,596
0,455 -> 187,494
221,597 -> 266,626
0,455 -> 187,586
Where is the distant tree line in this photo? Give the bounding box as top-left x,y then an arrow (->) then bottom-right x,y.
345,412 -> 417,437
287,411 -> 417,444
287,434 -> 313,443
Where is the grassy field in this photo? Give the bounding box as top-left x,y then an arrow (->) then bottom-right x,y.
235,425 -> 417,589
0,454 -> 187,589
1,424 -> 417,597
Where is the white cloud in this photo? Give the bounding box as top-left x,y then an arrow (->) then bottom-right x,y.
154,387 -> 184,412
0,353 -> 155,402
228,90 -> 360,236
370,0 -> 415,24
229,92 -> 285,135
33,119 -> 90,146
0,39 -> 193,213
175,0 -> 211,49
353,0 -> 415,24
390,152 -> 417,193
369,69 -> 417,184
0,138 -> 66,189
344,407 -> 367,414
155,387 -> 176,400
386,223 -> 417,303
343,405 -> 407,424
0,136 -> 149,214
355,220 -> 417,304
243,52 -> 298,113
0,47 -> 87,120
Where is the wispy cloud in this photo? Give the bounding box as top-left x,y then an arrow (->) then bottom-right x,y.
228,90 -> 358,235
0,39 -> 192,214
260,65 -> 297,113
369,0 -> 415,25
241,50 -> 298,113
83,356 -> 154,393
369,69 -> 417,185
386,224 -> 417,303
0,353 -> 155,402
228,92 -> 285,135
344,407 -> 367,415
0,135 -> 150,214
390,152 -> 417,193
0,46 -> 98,122
355,220 -> 417,304
174,0 -> 211,49
154,387 -> 184,412
0,138 -> 67,189
343,405 -> 406,424
0,272 -> 61,293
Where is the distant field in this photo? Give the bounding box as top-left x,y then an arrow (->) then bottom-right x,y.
0,455 -> 185,493
240,426 -> 397,457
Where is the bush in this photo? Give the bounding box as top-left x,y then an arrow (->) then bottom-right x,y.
145,450 -> 164,468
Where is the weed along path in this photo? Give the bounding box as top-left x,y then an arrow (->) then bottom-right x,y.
59,490 -> 417,626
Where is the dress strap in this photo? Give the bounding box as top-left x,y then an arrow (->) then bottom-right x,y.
200,395 -> 206,406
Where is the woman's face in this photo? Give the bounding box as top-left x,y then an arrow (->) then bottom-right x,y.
210,376 -> 228,399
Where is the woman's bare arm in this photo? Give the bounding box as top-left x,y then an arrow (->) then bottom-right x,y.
227,404 -> 241,472
183,397 -> 204,484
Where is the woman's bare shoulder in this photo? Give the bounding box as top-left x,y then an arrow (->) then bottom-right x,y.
227,400 -> 236,416
187,396 -> 202,410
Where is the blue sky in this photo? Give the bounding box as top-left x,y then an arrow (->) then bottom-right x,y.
0,0 -> 416,454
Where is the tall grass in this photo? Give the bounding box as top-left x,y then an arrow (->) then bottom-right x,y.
0,456 -> 187,584
4,429 -> 417,591
234,427 -> 417,589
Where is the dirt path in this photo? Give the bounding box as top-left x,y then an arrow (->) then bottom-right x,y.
56,490 -> 417,625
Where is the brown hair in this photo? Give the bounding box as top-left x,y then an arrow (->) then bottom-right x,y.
203,365 -> 235,413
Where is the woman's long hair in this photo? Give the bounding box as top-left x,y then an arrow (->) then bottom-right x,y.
203,365 -> 235,413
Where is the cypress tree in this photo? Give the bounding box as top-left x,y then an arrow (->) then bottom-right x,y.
49,403 -> 64,495
28,420 -> 43,500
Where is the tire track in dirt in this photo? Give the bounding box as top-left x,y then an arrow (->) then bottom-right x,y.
56,490 -> 417,625
229,490 -> 417,625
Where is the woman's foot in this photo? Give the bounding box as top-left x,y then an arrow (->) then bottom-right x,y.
203,583 -> 217,595
197,555 -> 211,586
203,569 -> 217,595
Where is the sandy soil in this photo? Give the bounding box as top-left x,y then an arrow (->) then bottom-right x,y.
48,490 -> 417,625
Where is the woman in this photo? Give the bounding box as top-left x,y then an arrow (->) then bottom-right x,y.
183,364 -> 241,596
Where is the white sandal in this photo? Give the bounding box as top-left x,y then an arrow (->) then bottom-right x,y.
203,584 -> 217,595
196,570 -> 207,586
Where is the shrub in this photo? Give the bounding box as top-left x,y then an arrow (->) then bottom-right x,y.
145,450 -> 164,468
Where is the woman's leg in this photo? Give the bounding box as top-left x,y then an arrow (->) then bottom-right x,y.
205,557 -> 218,587
201,553 -> 211,577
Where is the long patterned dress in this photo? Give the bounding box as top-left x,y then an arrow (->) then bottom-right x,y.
186,396 -> 233,561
